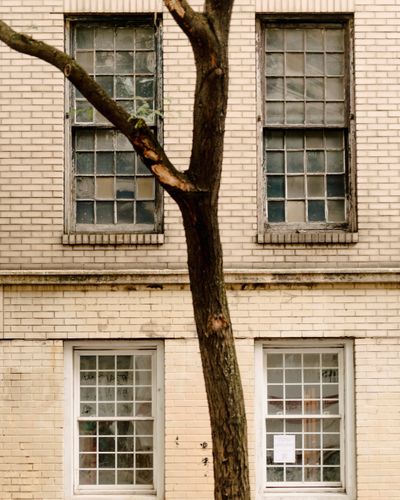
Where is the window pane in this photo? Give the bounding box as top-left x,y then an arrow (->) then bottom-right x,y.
96,201 -> 114,223
326,78 -> 344,100
97,152 -> 114,174
327,175 -> 345,197
266,130 -> 284,149
327,200 -> 345,222
326,53 -> 344,75
327,151 -> 344,173
267,78 -> 284,100
306,29 -> 324,51
307,176 -> 324,197
287,176 -> 305,198
76,177 -> 94,199
306,53 -> 324,75
267,176 -> 285,198
266,29 -> 284,50
116,76 -> 134,98
136,178 -> 154,199
76,153 -> 94,174
286,53 -> 304,76
286,102 -> 304,124
136,201 -> 155,224
308,200 -> 325,222
266,152 -> 284,173
268,201 -> 285,222
96,28 -> 114,49
266,102 -> 284,124
286,131 -> 303,149
116,51 -> 134,73
286,30 -> 304,50
287,201 -> 305,222
307,151 -> 325,173
77,201 -> 94,224
306,102 -> 324,124
306,77 -> 324,99
116,178 -> 135,199
135,52 -> 156,73
287,152 -> 304,173
117,201 -> 134,223
96,178 -> 114,198
326,102 -> 345,124
76,101 -> 93,122
266,53 -> 284,75
76,27 -> 94,49
326,29 -> 344,51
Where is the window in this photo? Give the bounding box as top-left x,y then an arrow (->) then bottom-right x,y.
255,341 -> 355,500
259,18 -> 356,243
66,18 -> 162,235
64,342 -> 164,499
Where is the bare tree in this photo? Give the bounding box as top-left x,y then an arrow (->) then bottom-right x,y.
0,0 -> 250,497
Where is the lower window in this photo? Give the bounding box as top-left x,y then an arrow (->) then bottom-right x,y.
65,342 -> 164,499
255,340 -> 355,500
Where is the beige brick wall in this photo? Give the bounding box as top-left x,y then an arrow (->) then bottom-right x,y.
0,340 -> 64,500
2,284 -> 399,340
355,338 -> 400,500
0,0 -> 400,268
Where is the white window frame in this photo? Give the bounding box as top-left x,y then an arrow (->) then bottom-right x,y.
255,339 -> 355,500
64,341 -> 164,500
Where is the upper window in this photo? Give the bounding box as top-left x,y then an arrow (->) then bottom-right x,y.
65,342 -> 164,499
67,18 -> 162,234
260,18 -> 356,241
255,341 -> 355,500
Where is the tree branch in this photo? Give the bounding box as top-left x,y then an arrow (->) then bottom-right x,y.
0,19 -> 200,197
163,0 -> 213,49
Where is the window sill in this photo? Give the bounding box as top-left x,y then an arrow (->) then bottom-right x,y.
257,231 -> 358,245
259,491 -> 354,500
62,233 -> 164,246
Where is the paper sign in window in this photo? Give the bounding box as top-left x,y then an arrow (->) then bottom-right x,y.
273,435 -> 296,463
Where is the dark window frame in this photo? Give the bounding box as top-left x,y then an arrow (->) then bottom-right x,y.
257,15 -> 357,244
64,15 -> 163,236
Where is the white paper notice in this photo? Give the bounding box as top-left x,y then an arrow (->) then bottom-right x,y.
273,435 -> 296,463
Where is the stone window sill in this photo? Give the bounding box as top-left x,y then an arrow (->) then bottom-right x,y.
257,231 -> 358,245
62,233 -> 164,246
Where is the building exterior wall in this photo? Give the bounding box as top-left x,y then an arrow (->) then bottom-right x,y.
0,0 -> 399,499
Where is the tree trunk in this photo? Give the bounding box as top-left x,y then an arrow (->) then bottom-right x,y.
179,194 -> 250,500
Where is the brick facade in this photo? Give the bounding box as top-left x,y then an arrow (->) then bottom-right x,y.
0,0 -> 400,499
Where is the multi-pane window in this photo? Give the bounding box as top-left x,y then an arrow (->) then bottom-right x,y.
73,348 -> 162,496
262,21 -> 354,230
264,349 -> 343,487
69,19 -> 161,232
255,342 -> 356,500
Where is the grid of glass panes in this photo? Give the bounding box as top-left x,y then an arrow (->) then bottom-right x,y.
265,26 -> 346,126
265,129 -> 346,223
264,25 -> 347,225
72,22 -> 157,228
78,353 -> 154,489
74,24 -> 156,124
264,350 -> 342,487
74,129 -> 155,226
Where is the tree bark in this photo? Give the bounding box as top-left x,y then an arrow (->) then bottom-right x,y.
179,195 -> 250,499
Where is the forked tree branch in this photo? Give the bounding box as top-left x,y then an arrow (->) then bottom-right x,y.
0,19 -> 200,196
163,0 -> 213,48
